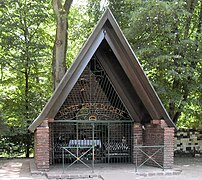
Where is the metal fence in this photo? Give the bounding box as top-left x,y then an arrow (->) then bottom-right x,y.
134,145 -> 165,172
50,121 -> 132,172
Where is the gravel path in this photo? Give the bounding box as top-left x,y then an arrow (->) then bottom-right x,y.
0,157 -> 202,180
142,157 -> 202,180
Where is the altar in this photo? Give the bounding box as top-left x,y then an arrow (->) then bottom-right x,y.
68,139 -> 102,148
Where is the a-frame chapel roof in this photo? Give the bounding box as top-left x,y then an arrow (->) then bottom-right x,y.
29,9 -> 176,132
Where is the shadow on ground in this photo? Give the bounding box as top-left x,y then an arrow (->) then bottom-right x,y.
0,157 -> 202,180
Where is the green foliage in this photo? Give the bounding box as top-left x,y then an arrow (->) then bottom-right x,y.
0,133 -> 33,158
0,0 -> 201,158
67,6 -> 92,67
0,0 -> 104,157
67,0 -> 105,67
0,0 -> 53,157
122,0 -> 202,128
108,0 -> 135,29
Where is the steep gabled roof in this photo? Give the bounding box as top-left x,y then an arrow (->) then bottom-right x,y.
28,9 -> 176,132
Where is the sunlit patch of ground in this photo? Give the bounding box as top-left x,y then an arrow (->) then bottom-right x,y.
0,159 -> 34,180
0,157 -> 202,180
0,161 -> 22,179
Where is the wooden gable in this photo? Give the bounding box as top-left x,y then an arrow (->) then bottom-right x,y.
29,9 -> 176,132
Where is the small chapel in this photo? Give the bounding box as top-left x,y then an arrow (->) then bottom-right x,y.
29,9 -> 176,171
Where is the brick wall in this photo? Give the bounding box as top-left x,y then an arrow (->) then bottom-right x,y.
164,128 -> 174,168
143,123 -> 164,167
142,120 -> 174,169
48,119 -> 54,165
34,119 -> 50,170
34,120 -> 174,170
132,123 -> 143,164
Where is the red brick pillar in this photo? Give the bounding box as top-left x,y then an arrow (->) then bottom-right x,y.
34,119 -> 49,170
133,123 -> 143,164
48,119 -> 54,165
164,127 -> 174,169
143,122 -> 164,167
143,120 -> 174,169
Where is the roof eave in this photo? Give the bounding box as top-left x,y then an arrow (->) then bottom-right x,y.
105,9 -> 176,129
28,11 -> 110,133
28,8 -> 176,132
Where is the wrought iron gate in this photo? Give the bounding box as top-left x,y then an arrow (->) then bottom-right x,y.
50,121 -> 132,166
50,55 -> 134,167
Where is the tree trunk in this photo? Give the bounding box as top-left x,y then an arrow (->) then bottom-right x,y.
52,0 -> 73,90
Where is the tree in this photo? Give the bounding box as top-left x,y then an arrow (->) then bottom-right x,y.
0,0 -> 101,157
52,0 -> 73,90
123,0 -> 202,127
86,0 -> 104,25
0,0 -> 53,157
108,0 -> 135,30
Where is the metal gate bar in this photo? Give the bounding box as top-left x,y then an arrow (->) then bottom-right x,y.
50,56 -> 134,172
51,121 -> 132,166
54,120 -> 133,123
61,123 -> 95,173
62,146 -> 94,173
134,145 -> 165,172
54,56 -> 133,123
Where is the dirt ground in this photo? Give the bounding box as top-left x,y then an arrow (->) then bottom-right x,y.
144,156 -> 202,180
0,157 -> 202,180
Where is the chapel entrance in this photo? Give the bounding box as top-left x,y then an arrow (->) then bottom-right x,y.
50,121 -> 132,166
50,55 -> 134,166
